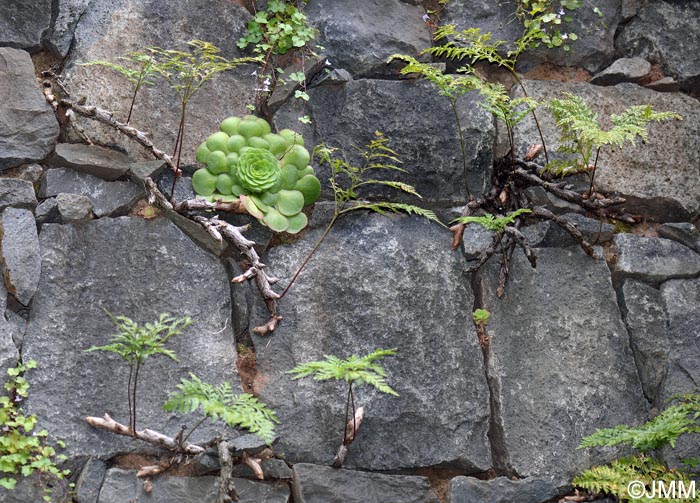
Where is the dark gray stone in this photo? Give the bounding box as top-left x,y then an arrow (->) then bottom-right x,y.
232,458 -> 293,480
616,1 -> 700,92
39,167 -> 143,217
0,1 -> 51,51
7,163 -> 44,183
305,0 -> 430,78
275,79 -> 495,205
443,0 -> 622,73
520,220 -> 551,247
50,144 -> 131,181
659,278 -> 700,467
0,48 -> 59,171
658,222 -> 700,254
462,223 -> 495,259
483,247 -> 648,482
613,234 -> 700,283
620,280 -> 670,403
97,469 -> 290,503
591,57 -> 652,86
55,193 -> 94,222
22,217 -> 239,458
523,186 -> 585,214
540,213 -> 616,247
166,210 -> 228,257
449,476 -> 561,503
645,77 -> 679,92
0,178 -> 37,211
512,80 -> 700,219
292,463 -> 440,503
255,213 -> 491,471
75,457 -> 107,503
128,160 -> 167,182
46,0 -> 92,57
35,197 -> 60,224
1,208 -> 40,306
0,280 -> 19,383
64,0 -> 255,166
313,68 -> 353,87
157,172 -> 195,205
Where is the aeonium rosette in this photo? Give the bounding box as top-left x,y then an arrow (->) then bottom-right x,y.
192,115 -> 321,234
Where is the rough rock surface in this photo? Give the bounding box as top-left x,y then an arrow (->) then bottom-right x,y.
591,57 -> 652,86
63,0 -> 255,166
658,222 -> 700,254
305,0 -> 431,78
0,178 -> 38,211
512,80 -> 700,219
74,457 -> 107,503
616,1 -> 700,92
620,280 -> 670,403
55,193 -> 94,222
0,280 -> 19,383
22,217 -> 239,458
482,247 -> 648,482
254,213 -> 491,471
292,463 -> 440,503
449,476 -> 561,503
40,167 -> 144,217
0,1 -> 52,51
1,208 -> 41,306
50,144 -> 131,181
0,48 -> 60,171
97,469 -> 290,503
443,0 -> 622,73
613,234 -> 700,283
46,0 -> 92,57
275,79 -> 495,205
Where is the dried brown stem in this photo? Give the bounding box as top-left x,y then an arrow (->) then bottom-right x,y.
85,414 -> 205,455
332,406 -> 364,468
530,207 -> 595,257
217,440 -> 238,503
242,452 -> 264,480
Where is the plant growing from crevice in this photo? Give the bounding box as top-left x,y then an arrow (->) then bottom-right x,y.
85,312 -> 193,434
279,131 -> 445,298
573,394 -> 700,502
1,360 -> 70,501
237,0 -> 318,123
81,52 -> 159,124
192,114 -> 321,233
472,308 -> 491,348
289,348 -> 399,467
516,0 -> 585,52
545,93 -> 682,197
148,40 -> 259,197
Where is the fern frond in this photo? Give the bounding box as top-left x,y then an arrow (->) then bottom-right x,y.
355,180 -> 422,198
163,373 -> 278,444
451,208 -> 531,231
345,202 -> 445,228
387,54 -> 478,100
289,348 -> 400,396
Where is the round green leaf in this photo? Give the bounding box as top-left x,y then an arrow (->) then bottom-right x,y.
241,194 -> 264,219
247,136 -> 271,150
295,174 -> 321,205
281,144 -> 310,170
263,207 -> 290,232
279,165 -> 298,190
192,168 -> 218,196
259,191 -> 279,206
279,128 -> 304,146
276,189 -> 305,216
195,142 -> 211,164
220,116 -> 241,136
207,150 -> 229,174
250,195 -> 270,212
206,131 -> 229,152
216,174 -> 234,195
238,118 -> 266,138
226,134 -> 247,153
285,212 -> 308,234
264,133 -> 288,157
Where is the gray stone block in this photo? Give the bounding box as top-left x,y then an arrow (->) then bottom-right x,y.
0,208 -> 41,305
449,476 -> 561,503
613,234 -> 700,283
50,144 -> 131,181
0,178 -> 37,211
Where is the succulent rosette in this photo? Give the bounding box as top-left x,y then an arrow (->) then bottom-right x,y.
192,115 -> 321,234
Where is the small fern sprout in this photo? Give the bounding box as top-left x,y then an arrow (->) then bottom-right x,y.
163,373 -> 279,445
546,93 -> 682,197
288,348 -> 399,466
451,208 -> 532,232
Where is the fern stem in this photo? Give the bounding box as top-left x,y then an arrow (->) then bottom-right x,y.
132,361 -> 142,434
588,146 -> 601,198
349,382 -> 356,444
126,87 -> 138,125
169,104 -> 187,200
450,99 -> 471,199
279,214 -> 339,299
180,416 -> 207,446
127,364 -> 134,434
512,73 -> 549,164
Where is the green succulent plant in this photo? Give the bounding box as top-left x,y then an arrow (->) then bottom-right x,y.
193,115 -> 321,234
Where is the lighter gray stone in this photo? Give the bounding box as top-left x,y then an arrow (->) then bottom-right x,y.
63,0 -> 254,166
56,193 -> 94,222
97,469 -> 290,503
0,1 -> 51,50
46,0 -> 92,57
232,458 -> 293,480
50,144 -> 131,181
449,476 -> 560,503
513,81 -> 700,219
292,464 -> 440,503
1,208 -> 40,305
613,234 -> 700,283
0,178 -> 37,211
658,222 -> 700,254
539,213 -> 616,247
621,280 -> 670,403
128,160 -> 167,182
254,213 -> 491,471
40,168 -> 143,217
275,79 -> 495,205
591,57 -> 651,86
75,457 -> 107,503
0,49 -> 59,170
483,247 -> 647,483
23,218 -> 238,458
462,223 -> 496,259
0,280 -> 19,383
305,0 -> 431,78
35,197 -> 60,224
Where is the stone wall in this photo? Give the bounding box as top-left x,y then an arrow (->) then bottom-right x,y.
1,1 -> 699,502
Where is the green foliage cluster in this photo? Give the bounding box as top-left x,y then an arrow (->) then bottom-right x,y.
192,115 -> 321,234
472,309 -> 491,324
1,361 -> 69,500
164,374 -> 279,444
546,93 -> 682,192
516,0 -> 586,51
289,348 -> 400,396
452,208 -> 532,231
575,394 -> 700,502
